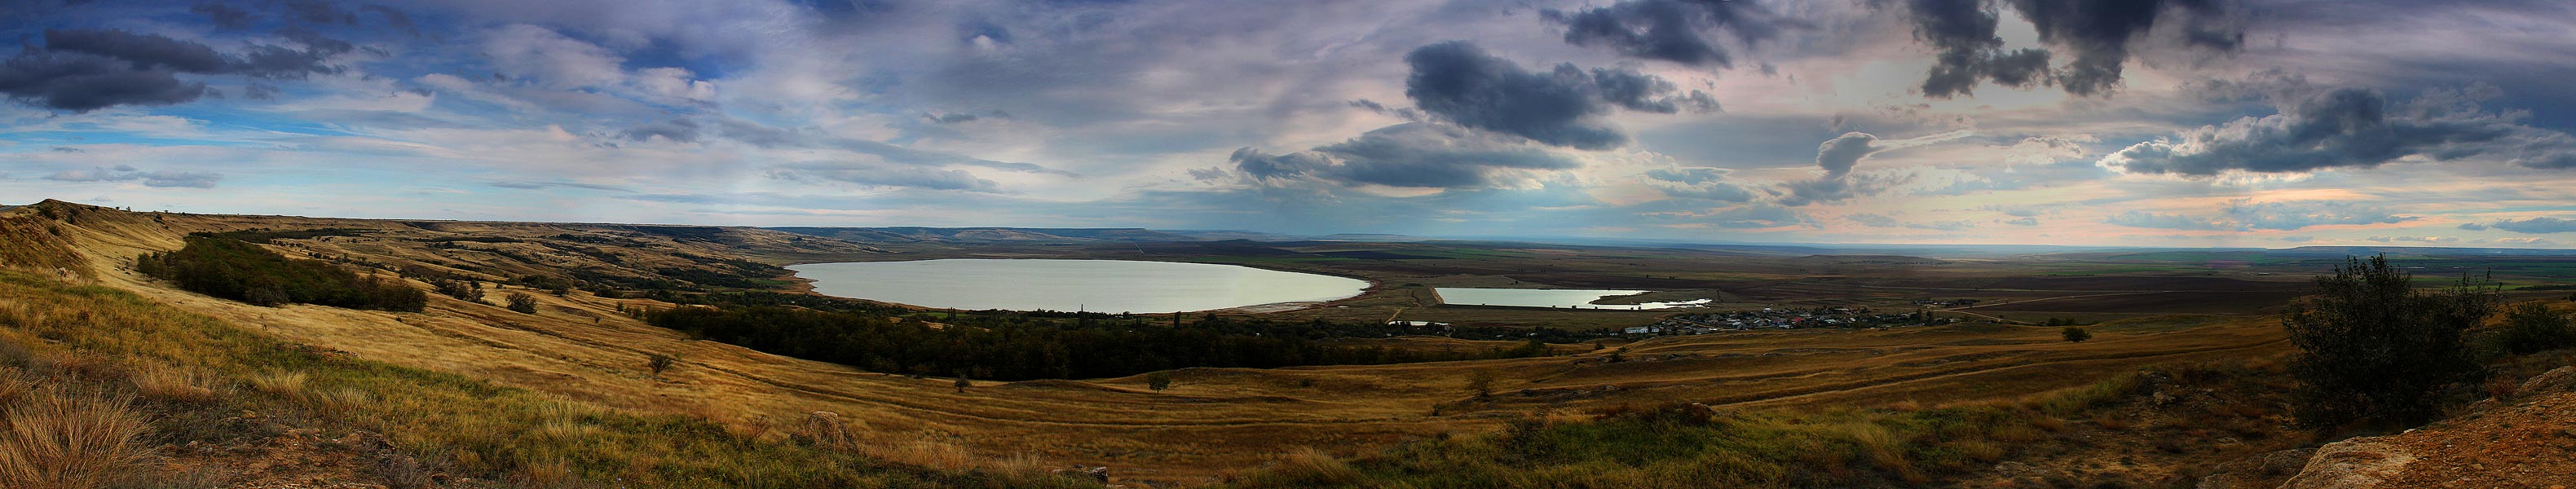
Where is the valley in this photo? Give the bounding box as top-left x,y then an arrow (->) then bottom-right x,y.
3,200 -> 2571,487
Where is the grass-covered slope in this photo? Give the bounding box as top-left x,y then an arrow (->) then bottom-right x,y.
0,270 -> 1097,488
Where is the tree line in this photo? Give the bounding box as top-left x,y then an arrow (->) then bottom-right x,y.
136,236 -> 426,311
644,305 -> 1557,381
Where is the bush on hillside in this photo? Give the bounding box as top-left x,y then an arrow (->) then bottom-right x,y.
135,237 -> 426,312
430,278 -> 483,302
2494,301 -> 2576,355
2282,254 -> 2496,430
505,293 -> 539,315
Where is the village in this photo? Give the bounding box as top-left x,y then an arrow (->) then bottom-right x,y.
1625,306 -> 1956,336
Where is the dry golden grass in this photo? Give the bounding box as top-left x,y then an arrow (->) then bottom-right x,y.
0,268 -> 1109,488
130,363 -> 222,403
0,201 -> 2304,486
245,370 -> 310,401
0,384 -> 151,489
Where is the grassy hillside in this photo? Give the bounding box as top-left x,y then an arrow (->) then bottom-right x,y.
0,270 -> 1098,488
0,200 -> 2337,486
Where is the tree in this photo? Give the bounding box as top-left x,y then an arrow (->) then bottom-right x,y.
2494,301 -> 2576,355
2061,327 -> 2092,342
647,353 -> 678,377
1145,371 -> 1173,391
953,374 -> 973,394
506,292 -> 540,315
1466,370 -> 1497,399
433,279 -> 483,302
2283,254 -> 2497,430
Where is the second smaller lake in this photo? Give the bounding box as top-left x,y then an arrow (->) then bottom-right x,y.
1434,288 -> 1708,310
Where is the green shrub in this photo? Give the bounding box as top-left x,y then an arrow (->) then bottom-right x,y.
505,293 -> 539,315
135,237 -> 425,312
2283,255 -> 2495,429
2494,301 -> 2576,355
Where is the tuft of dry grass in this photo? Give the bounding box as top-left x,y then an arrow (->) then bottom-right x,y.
0,387 -> 152,489
129,363 -> 221,404
1236,447 -> 1362,487
245,370 -> 310,401
0,368 -> 30,405
871,432 -> 979,471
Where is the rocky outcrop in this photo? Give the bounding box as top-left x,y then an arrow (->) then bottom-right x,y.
2276,438 -> 2415,488
2265,367 -> 2576,489
2521,366 -> 2576,397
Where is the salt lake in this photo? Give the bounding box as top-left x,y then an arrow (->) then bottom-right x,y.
788,259 -> 1368,313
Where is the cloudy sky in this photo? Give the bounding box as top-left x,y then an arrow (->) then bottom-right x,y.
5,0 -> 2575,248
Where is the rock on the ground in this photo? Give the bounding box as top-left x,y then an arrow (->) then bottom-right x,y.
2277,438 -> 2415,489
2521,366 -> 2576,396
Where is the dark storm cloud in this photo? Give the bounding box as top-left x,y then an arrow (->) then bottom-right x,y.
0,48 -> 208,111
1588,68 -> 1720,113
1895,0 -> 2243,98
620,118 -> 702,143
43,29 -> 232,73
1813,132 -> 1877,176
2488,217 -> 2576,234
2106,86 -> 2576,175
2104,200 -> 2414,231
1226,123 -> 1581,189
1403,41 -> 1713,150
1539,0 -> 1792,68
2018,0 -> 2241,95
0,27 -> 360,110
1905,0 -> 2052,98
192,2 -> 255,30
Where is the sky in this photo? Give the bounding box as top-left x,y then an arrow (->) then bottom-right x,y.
4,0 -> 2576,248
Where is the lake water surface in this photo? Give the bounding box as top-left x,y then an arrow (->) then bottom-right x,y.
789,259 -> 1367,313
1436,288 -> 1707,310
